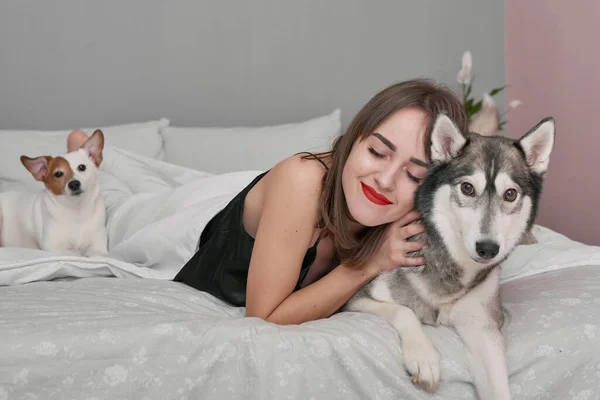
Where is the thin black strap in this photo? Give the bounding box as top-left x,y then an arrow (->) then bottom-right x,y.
296,151 -> 329,171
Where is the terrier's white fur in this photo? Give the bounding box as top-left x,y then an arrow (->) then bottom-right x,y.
0,130 -> 108,257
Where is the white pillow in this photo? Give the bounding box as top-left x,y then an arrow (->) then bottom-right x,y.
161,110 -> 341,173
0,118 -> 169,184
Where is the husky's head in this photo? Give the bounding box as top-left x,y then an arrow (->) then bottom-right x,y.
417,114 -> 555,267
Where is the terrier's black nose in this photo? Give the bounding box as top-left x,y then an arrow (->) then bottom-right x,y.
68,180 -> 81,191
476,240 -> 499,260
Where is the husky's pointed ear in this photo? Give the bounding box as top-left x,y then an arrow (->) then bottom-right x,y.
430,114 -> 467,162
518,117 -> 555,175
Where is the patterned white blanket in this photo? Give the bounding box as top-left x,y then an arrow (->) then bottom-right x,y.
1,263 -> 599,399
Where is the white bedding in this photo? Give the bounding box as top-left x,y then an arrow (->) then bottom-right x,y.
0,146 -> 265,285
1,145 -> 599,399
1,265 -> 599,399
0,145 -> 598,287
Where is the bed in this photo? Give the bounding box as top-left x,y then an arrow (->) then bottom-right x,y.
1,116 -> 599,399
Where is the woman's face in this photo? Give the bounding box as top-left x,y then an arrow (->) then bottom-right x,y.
342,107 -> 430,228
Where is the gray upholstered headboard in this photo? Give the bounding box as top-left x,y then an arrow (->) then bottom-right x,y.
0,0 -> 504,132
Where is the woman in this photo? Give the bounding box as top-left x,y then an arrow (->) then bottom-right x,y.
68,78 -> 468,326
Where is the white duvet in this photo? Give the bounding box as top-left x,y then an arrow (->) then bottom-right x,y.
0,144 -> 598,287
0,146 -> 265,285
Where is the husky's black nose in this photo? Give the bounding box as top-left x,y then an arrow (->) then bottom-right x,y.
68,180 -> 81,192
476,240 -> 499,259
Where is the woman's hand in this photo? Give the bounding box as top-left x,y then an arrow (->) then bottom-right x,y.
369,210 -> 426,274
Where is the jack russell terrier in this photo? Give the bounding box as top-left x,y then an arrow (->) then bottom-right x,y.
0,129 -> 108,257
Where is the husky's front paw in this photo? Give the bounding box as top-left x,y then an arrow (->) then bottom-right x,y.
402,336 -> 441,392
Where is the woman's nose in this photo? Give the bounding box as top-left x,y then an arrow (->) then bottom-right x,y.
374,167 -> 398,191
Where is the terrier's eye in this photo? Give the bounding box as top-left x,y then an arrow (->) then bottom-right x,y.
54,171 -> 63,178
78,164 -> 86,172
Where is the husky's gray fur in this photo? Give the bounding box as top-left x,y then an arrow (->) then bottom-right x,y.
344,114 -> 556,400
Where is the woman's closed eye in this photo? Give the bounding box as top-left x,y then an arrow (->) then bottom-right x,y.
368,146 -> 385,159
370,146 -> 424,183
406,169 -> 423,184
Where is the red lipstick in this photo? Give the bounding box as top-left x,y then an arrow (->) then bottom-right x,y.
361,182 -> 392,205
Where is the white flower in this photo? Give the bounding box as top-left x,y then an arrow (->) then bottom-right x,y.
308,338 -> 332,358
535,344 -> 555,356
560,298 -> 582,306
584,324 -> 597,339
153,323 -> 173,335
102,365 -> 128,386
337,337 -> 351,348
573,389 -> 595,400
133,347 -> 148,365
34,341 -> 58,357
215,342 -> 236,362
509,99 -> 522,109
13,368 -> 28,385
351,333 -> 368,347
482,93 -> 496,109
456,50 -> 473,85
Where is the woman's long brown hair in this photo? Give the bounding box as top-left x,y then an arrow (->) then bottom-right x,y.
304,78 -> 469,269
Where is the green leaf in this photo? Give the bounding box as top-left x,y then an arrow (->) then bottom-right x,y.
489,85 -> 506,96
464,98 -> 475,119
471,100 -> 483,116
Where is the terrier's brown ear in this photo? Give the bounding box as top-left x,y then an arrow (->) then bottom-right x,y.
21,155 -> 52,181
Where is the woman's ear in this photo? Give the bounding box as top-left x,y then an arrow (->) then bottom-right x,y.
67,129 -> 90,152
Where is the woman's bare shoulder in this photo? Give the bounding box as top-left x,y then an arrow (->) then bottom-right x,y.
264,153 -> 329,196
243,153 -> 329,238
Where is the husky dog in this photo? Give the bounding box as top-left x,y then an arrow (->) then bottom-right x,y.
344,114 -> 556,399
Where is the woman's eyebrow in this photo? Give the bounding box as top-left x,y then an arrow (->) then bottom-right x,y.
373,132 -> 396,151
372,133 -> 429,168
410,157 -> 429,168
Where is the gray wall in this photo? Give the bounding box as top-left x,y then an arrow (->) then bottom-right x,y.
0,0 -> 504,132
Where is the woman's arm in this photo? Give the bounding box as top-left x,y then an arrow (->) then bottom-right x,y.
262,262 -> 377,325
245,156 -> 377,325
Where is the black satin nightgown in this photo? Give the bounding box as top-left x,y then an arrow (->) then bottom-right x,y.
173,154 -> 328,307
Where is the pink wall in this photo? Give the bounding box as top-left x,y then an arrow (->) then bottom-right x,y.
505,0 -> 600,246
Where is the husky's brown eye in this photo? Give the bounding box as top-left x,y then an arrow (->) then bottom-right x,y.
461,182 -> 475,196
504,189 -> 517,202
54,171 -> 63,178
78,164 -> 86,172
